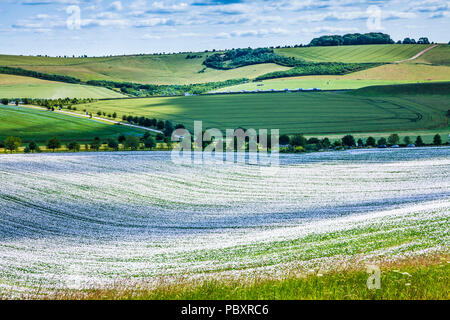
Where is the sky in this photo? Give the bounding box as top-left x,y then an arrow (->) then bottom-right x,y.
0,0 -> 449,56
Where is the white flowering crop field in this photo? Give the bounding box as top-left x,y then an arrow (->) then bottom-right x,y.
0,148 -> 449,296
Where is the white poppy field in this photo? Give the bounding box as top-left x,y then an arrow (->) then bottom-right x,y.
0,148 -> 449,297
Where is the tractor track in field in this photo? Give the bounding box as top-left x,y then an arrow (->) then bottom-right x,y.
394,45 -> 438,63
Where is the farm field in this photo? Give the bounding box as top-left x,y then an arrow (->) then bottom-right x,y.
0,54 -> 289,85
217,62 -> 450,92
275,44 -> 432,63
0,45 -> 436,85
410,44 -> 450,65
0,74 -> 125,99
0,105 -> 146,143
216,79 -> 444,92
0,148 -> 448,298
75,84 -> 450,137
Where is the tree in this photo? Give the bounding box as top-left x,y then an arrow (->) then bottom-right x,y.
417,37 -> 430,44
156,133 -> 164,141
307,137 -> 320,145
415,136 -> 424,146
321,137 -> 331,148
387,134 -> 400,145
124,136 -> 140,150
279,134 -> 290,145
290,134 -> 307,147
28,141 -> 38,153
4,136 -> 22,153
144,136 -> 156,149
90,137 -> 102,151
157,120 -> 165,130
341,135 -> 356,147
377,137 -> 387,146
433,134 -> 442,145
118,134 -> 126,144
97,111 -> 102,116
142,132 -> 151,141
1,98 -> 9,105
112,112 -> 117,119
67,141 -> 80,152
46,137 -> 61,152
164,120 -> 174,137
404,136 -> 411,145
366,137 -> 376,147
357,138 -> 363,147
107,138 -> 119,150
402,37 -> 412,44
446,110 -> 450,117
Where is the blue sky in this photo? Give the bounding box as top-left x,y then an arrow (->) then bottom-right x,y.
1,0 -> 449,56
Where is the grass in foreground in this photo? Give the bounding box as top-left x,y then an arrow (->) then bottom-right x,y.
44,255 -> 449,300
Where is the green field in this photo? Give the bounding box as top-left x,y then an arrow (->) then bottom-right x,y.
411,44 -> 450,65
0,105 -> 146,143
0,53 -> 288,85
0,44 -> 436,85
216,79 -> 446,92
0,74 -> 126,99
74,83 -> 449,140
216,63 -> 450,92
275,44 -> 432,63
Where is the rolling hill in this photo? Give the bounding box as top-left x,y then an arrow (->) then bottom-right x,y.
0,105 -> 145,143
0,53 -> 289,85
216,63 -> 450,92
0,44 -> 440,86
73,83 -> 449,141
0,74 -> 125,99
275,44 -> 432,63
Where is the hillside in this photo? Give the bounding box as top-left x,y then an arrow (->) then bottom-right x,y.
0,105 -> 145,143
0,44 -> 436,86
0,74 -> 125,99
408,44 -> 450,66
0,53 -> 288,85
275,44 -> 432,63
74,83 -> 449,139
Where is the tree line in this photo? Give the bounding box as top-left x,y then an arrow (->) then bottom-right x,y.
308,33 -> 433,47
0,66 -> 81,84
203,48 -> 300,70
86,78 -> 248,96
309,33 -> 394,46
1,132 -> 446,154
254,62 -> 381,81
278,133 -> 445,152
0,132 -> 162,154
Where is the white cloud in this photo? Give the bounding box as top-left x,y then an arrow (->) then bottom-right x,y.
135,18 -> 177,27
109,1 -> 123,12
216,28 -> 290,39
300,26 -> 359,34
